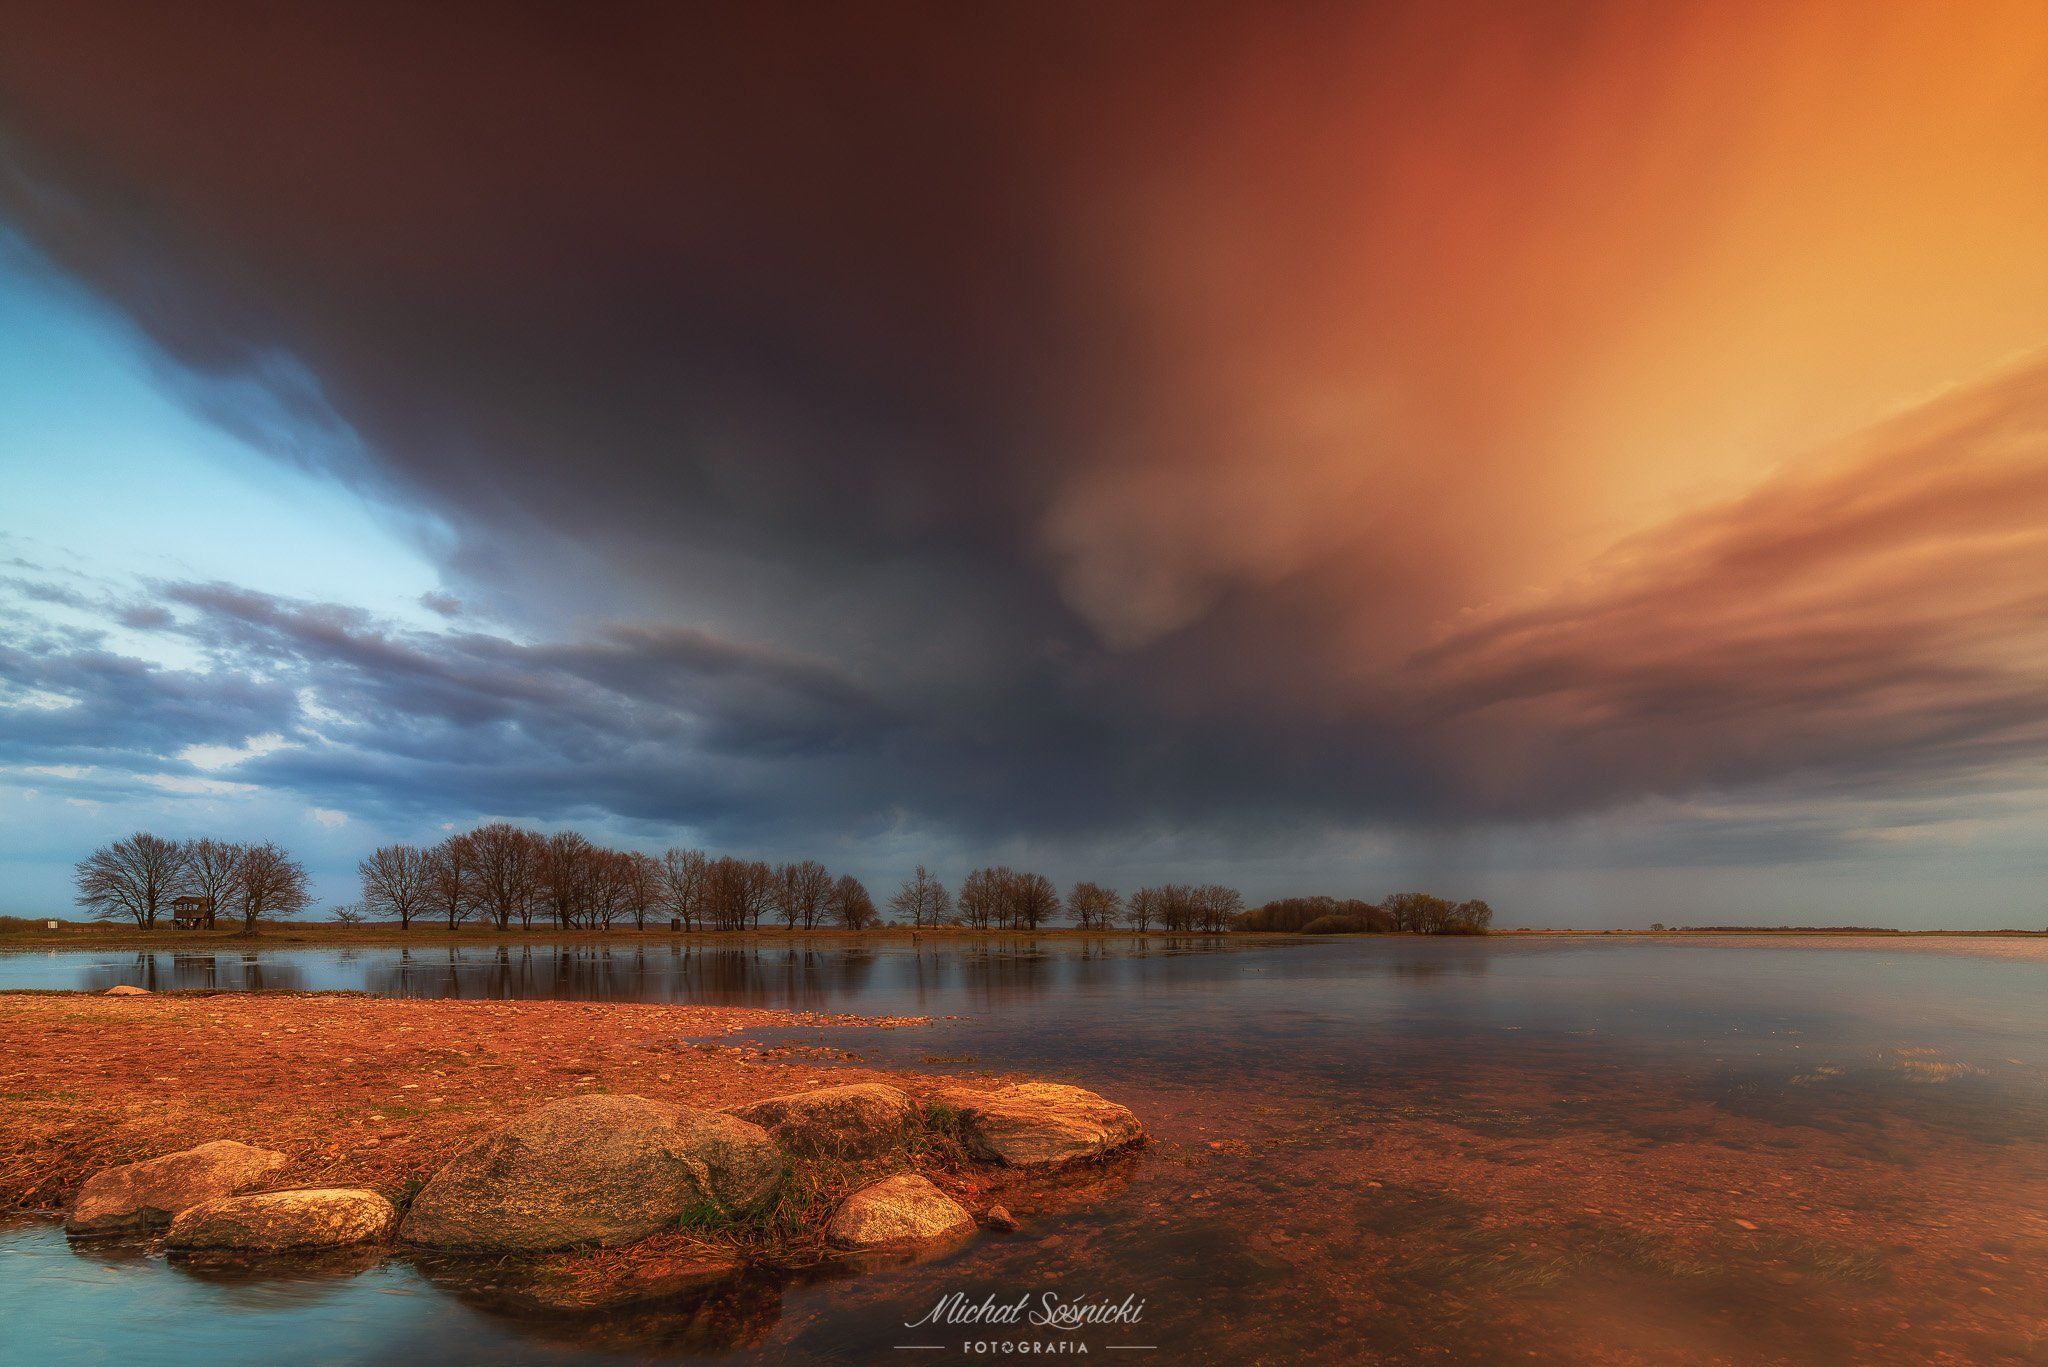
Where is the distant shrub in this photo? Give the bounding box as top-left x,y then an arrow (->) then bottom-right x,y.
1238,897 -> 1392,933
1236,894 -> 1491,934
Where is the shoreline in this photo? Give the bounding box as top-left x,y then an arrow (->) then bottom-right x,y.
3,922 -> 2045,951
0,991 -> 932,1218
0,990 -> 1146,1309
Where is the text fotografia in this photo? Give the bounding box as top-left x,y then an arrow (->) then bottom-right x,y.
902,1292 -> 1150,1353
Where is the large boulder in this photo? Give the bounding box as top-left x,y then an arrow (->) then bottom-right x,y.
934,1083 -> 1145,1169
825,1174 -> 974,1251
67,1139 -> 290,1236
728,1083 -> 918,1161
168,1187 -> 396,1252
400,1094 -> 784,1252
102,985 -> 150,996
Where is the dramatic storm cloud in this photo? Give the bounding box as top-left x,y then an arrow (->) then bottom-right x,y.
6,2 -> 2048,921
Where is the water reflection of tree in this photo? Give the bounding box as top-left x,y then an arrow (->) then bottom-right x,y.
80,953 -> 308,994
1385,952 -> 1495,979
76,935 -> 1271,1017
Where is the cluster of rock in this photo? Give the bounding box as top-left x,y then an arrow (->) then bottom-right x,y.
63,1078 -> 1144,1277
66,1138 -> 394,1252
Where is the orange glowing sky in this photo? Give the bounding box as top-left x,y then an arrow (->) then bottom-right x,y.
1042,1 -> 2048,655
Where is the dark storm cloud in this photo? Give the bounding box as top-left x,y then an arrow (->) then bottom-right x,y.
0,3 -> 1124,580
0,566 -> 1446,840
0,2 -> 1451,841
6,3 -> 2048,858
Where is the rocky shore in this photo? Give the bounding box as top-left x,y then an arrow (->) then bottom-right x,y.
2,990 -> 1146,1311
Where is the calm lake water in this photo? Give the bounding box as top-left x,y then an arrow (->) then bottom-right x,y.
5,935 -> 2048,1364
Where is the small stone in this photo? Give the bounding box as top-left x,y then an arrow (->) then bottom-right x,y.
983,1204 -> 1019,1232
826,1174 -> 975,1251
168,1188 -> 396,1252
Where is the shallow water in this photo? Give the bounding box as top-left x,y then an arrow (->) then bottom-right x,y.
6,935 -> 2048,1364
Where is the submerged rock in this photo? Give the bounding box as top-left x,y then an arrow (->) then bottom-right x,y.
728,1083 -> 918,1161
422,1252 -> 778,1345
67,1139 -> 290,1236
509,1247 -> 749,1313
825,1174 -> 974,1251
933,1083 -> 1145,1169
168,1187 -> 396,1251
400,1094 -> 784,1252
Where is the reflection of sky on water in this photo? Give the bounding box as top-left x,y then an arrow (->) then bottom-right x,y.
19,935 -> 2048,1073
7,937 -> 2048,1362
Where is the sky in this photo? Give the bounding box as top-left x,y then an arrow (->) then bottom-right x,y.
4,1 -> 2048,926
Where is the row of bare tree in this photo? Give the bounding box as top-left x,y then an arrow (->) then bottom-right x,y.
70,830 -> 1252,936
73,833 -> 312,929
356,824 -> 879,932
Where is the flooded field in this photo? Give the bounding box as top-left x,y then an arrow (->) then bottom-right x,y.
4,935 -> 2047,1363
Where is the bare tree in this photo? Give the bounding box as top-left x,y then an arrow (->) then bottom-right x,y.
1448,899 -> 1494,933
359,843 -> 433,929
704,856 -> 772,931
957,866 -> 1008,930
512,828 -> 548,929
740,859 -> 775,929
182,838 -> 247,926
661,847 -> 707,931
74,832 -> 189,928
585,848 -> 636,930
1010,871 -> 1059,931
775,859 -> 833,930
469,822 -> 542,931
1067,881 -> 1121,931
1124,886 -> 1160,933
622,851 -> 663,930
889,865 -> 951,928
1383,892 -> 1454,934
1195,884 -> 1244,933
830,874 -> 877,930
704,856 -> 746,931
1155,883 -> 1198,932
331,903 -> 366,926
543,831 -> 596,929
233,842 -> 311,930
426,832 -> 479,930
